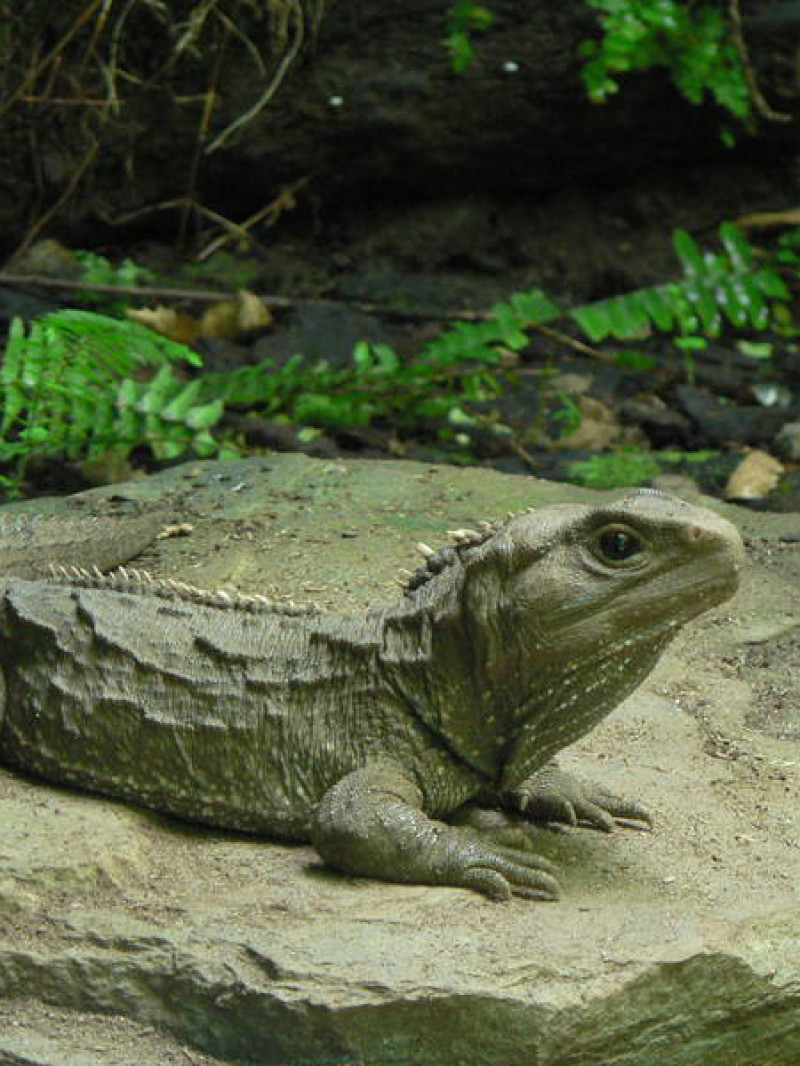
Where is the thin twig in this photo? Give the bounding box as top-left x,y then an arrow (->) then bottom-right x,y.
179,5 -> 232,249
0,272 -> 275,305
14,138 -> 100,260
100,195 -> 257,249
531,322 -> 617,364
214,7 -> 267,75
0,0 -> 106,120
728,0 -> 790,123
197,177 -> 309,260
507,436 -> 541,472
0,272 -> 523,324
0,273 -> 478,322
0,274 -> 447,321
21,95 -> 110,106
206,0 -> 305,153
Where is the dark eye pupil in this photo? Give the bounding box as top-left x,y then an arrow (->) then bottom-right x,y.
599,529 -> 641,560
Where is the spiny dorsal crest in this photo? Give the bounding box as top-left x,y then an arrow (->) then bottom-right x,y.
49,565 -> 322,617
400,506 -> 540,595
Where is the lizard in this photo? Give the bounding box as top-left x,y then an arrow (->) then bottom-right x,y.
0,488 -> 744,900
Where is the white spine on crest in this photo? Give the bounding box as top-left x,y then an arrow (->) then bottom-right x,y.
47,564 -> 321,616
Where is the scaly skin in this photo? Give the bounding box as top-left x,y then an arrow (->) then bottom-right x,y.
0,490 -> 744,900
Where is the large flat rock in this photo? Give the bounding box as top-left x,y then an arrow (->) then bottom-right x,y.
0,455 -> 798,1065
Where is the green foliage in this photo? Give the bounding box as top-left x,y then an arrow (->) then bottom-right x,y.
737,339 -> 773,360
178,251 -> 260,291
0,224 -> 792,481
0,289 -> 558,474
445,2 -> 494,71
0,311 -> 227,473
567,448 -> 718,490
571,224 -> 788,343
613,349 -> 657,371
74,251 -> 155,312
552,393 -> 583,437
673,333 -> 707,385
580,0 -> 751,121
197,292 -> 559,432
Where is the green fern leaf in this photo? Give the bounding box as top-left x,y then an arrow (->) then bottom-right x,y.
0,310 -> 226,470
508,290 -> 561,323
673,229 -> 705,277
754,267 -> 789,300
0,319 -> 30,436
684,280 -> 722,335
719,222 -> 754,271
636,287 -> 676,331
570,303 -> 614,342
135,364 -> 181,414
160,379 -> 203,422
186,399 -> 224,430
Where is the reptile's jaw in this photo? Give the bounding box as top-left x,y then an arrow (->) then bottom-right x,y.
680,509 -> 745,604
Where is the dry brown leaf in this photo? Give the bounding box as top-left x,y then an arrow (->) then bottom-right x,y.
128,291 -> 272,345
127,305 -> 200,344
723,449 -> 784,500
199,290 -> 272,338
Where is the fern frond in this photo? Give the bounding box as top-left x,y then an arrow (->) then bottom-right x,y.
571,223 -> 788,342
0,311 -> 224,469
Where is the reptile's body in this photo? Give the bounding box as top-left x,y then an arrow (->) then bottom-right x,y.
0,490 -> 744,899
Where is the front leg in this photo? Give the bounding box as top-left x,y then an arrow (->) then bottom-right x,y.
509,762 -> 651,832
311,763 -> 559,901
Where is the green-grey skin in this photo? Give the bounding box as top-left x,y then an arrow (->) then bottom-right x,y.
0,490 -> 744,900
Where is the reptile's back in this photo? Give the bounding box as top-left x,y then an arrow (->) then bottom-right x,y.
0,580 -> 417,838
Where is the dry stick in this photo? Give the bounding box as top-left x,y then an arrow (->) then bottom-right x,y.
75,0 -> 112,85
179,10 -> 232,250
197,177 -> 310,261
0,0 -> 106,120
206,0 -> 305,154
531,322 -> 617,364
507,436 -> 540,473
0,274 -> 454,321
0,272 -> 617,361
728,0 -> 790,123
214,7 -> 268,76
20,95 -> 109,106
0,272 -> 278,306
14,138 -> 100,260
102,195 -> 258,249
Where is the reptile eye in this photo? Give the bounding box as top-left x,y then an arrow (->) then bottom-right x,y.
594,525 -> 645,565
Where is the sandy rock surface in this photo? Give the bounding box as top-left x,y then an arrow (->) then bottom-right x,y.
0,455 -> 798,1065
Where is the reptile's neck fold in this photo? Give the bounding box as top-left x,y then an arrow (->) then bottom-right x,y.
378,571 -> 525,780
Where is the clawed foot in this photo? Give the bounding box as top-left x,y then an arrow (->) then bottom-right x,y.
443,828 -> 561,901
511,765 -> 651,833
312,764 -> 562,902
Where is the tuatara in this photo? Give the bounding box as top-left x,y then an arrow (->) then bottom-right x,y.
0,489 -> 744,900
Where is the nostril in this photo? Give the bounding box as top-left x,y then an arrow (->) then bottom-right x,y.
687,525 -> 705,543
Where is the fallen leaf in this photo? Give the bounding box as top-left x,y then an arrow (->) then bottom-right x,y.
724,449 -> 784,500
127,305 -> 200,344
199,290 -> 272,337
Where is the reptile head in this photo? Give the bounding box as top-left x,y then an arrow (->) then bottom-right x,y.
473,488 -> 744,665
392,490 -> 744,780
